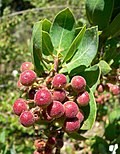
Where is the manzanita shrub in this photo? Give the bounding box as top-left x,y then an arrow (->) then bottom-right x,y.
12,6 -> 119,153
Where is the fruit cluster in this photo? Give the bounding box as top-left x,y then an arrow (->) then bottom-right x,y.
13,62 -> 90,153
95,82 -> 119,104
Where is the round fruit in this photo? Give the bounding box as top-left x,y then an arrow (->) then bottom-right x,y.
52,89 -> 66,102
17,80 -> 24,90
20,62 -> 34,72
20,111 -> 35,127
110,85 -> 119,95
77,91 -> 90,106
33,150 -> 41,154
20,70 -> 37,86
64,101 -> 79,118
13,98 -> 28,116
97,84 -> 104,93
47,101 -> 65,118
71,76 -> 86,92
42,109 -> 53,122
47,136 -> 56,148
63,117 -> 80,133
34,139 -> 46,151
76,110 -> 84,123
52,74 -> 67,89
34,89 -> 52,107
95,97 -> 103,104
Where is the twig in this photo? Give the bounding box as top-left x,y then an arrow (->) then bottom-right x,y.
0,5 -> 81,20
0,5 -> 67,20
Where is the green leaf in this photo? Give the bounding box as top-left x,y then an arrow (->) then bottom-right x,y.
42,31 -> 54,56
32,21 -> 42,60
42,19 -> 51,33
103,41 -> 120,68
50,8 -> 75,57
67,132 -> 86,140
0,130 -> 5,143
99,60 -> 111,75
106,13 -> 120,38
63,25 -> 86,62
81,65 -> 101,92
80,86 -> 97,130
109,108 -> 120,123
30,25 -> 44,76
86,0 -> 114,30
60,26 -> 98,73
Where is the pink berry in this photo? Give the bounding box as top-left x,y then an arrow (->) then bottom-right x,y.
76,110 -> 84,123
34,89 -> 52,107
77,91 -> 90,106
95,97 -> 103,104
20,111 -> 35,127
52,74 -> 67,89
20,70 -> 37,86
42,109 -> 54,122
20,62 -> 34,72
110,85 -> 119,95
47,101 -> 65,118
71,76 -> 86,92
34,139 -> 46,151
64,101 -> 79,118
47,137 -> 56,148
13,98 -> 28,116
63,117 -> 80,133
97,84 -> 104,93
17,80 -> 24,90
52,89 -> 66,102
33,150 -> 41,154
106,83 -> 113,91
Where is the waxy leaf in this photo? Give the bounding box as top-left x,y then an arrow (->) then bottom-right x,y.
42,31 -> 54,56
80,86 -> 97,130
68,132 -> 86,140
86,0 -> 114,30
106,13 -> 120,38
99,60 -> 111,75
32,21 -> 52,75
60,27 -> 98,73
31,37 -> 44,76
42,19 -> 52,33
81,65 -> 101,92
63,25 -> 86,62
32,21 -> 42,60
109,108 -> 120,123
50,8 -> 75,57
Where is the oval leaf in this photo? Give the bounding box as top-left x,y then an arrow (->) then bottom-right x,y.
32,21 -> 43,60
50,8 -> 75,57
81,65 -> 101,92
86,0 -> 114,30
60,26 -> 98,73
106,13 -> 120,38
42,18 -> 52,33
80,86 -> 97,130
67,132 -> 86,140
99,60 -> 112,75
42,31 -> 54,56
31,37 -> 45,76
109,108 -> 120,123
63,25 -> 86,62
